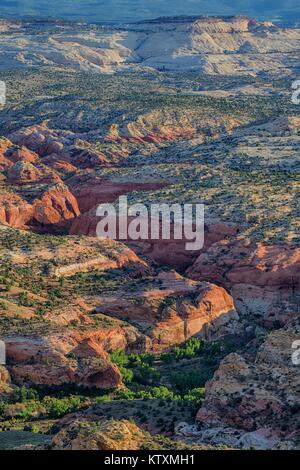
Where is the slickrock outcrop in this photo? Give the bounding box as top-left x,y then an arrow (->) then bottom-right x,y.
0,184 -> 80,230
44,304 -> 94,327
5,146 -> 39,165
68,174 -> 167,214
231,284 -> 300,328
105,117 -> 196,145
9,124 -> 66,157
33,183 -> 80,227
5,105 -> 245,173
102,110 -> 242,162
187,241 -> 300,289
195,322 -> 300,449
238,116 -> 300,138
1,17 -> 299,76
4,334 -> 122,389
50,419 -> 146,450
7,161 -> 61,186
186,241 -> 300,326
93,270 -> 238,350
50,245 -> 148,278
1,15 -> 299,450
50,322 -> 150,356
0,192 -> 34,228
0,366 -> 11,394
0,139 -> 39,171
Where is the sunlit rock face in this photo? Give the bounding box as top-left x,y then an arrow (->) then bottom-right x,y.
195,321 -> 300,449
0,10 -> 299,452
0,17 -> 299,75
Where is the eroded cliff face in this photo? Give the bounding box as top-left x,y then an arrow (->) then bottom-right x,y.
0,221 -> 240,391
70,207 -> 238,270
92,270 -> 238,350
68,176 -> 167,214
0,15 -> 299,448
50,418 -> 147,450
3,327 -> 133,389
0,184 -> 80,230
33,184 -> 80,227
1,16 -> 299,75
0,139 -> 38,171
194,321 -> 300,449
186,241 -> 300,327
0,192 -> 34,229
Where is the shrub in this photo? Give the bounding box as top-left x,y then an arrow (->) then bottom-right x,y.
170,369 -> 213,393
160,338 -> 203,362
17,291 -> 31,307
133,364 -> 160,385
95,395 -> 111,404
10,386 -> 39,403
110,349 -> 129,368
183,387 -> 205,404
119,366 -> 134,385
114,388 -> 135,400
42,395 -> 82,418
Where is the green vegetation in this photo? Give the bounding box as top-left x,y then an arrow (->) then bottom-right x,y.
0,70 -> 292,134
0,386 -> 90,423
109,338 -> 229,398
160,337 -> 220,361
0,338 -> 222,434
0,62 -> 297,447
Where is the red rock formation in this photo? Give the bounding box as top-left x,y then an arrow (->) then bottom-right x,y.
33,183 -> 80,227
0,184 -> 79,230
187,240 -> 300,288
68,174 -> 167,213
42,154 -> 77,175
105,123 -> 196,145
0,137 -> 14,170
6,146 -> 39,164
7,161 -> 62,186
186,240 -> 300,325
196,322 -> 300,448
4,334 -> 122,389
71,203 -> 237,270
0,192 -> 34,228
70,148 -> 109,169
0,154 -> 13,171
0,139 -> 39,171
7,161 -> 42,184
44,305 -> 94,327
51,247 -> 149,278
92,270 -> 238,350
129,222 -> 238,270
152,275 -> 238,348
9,124 -> 66,156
